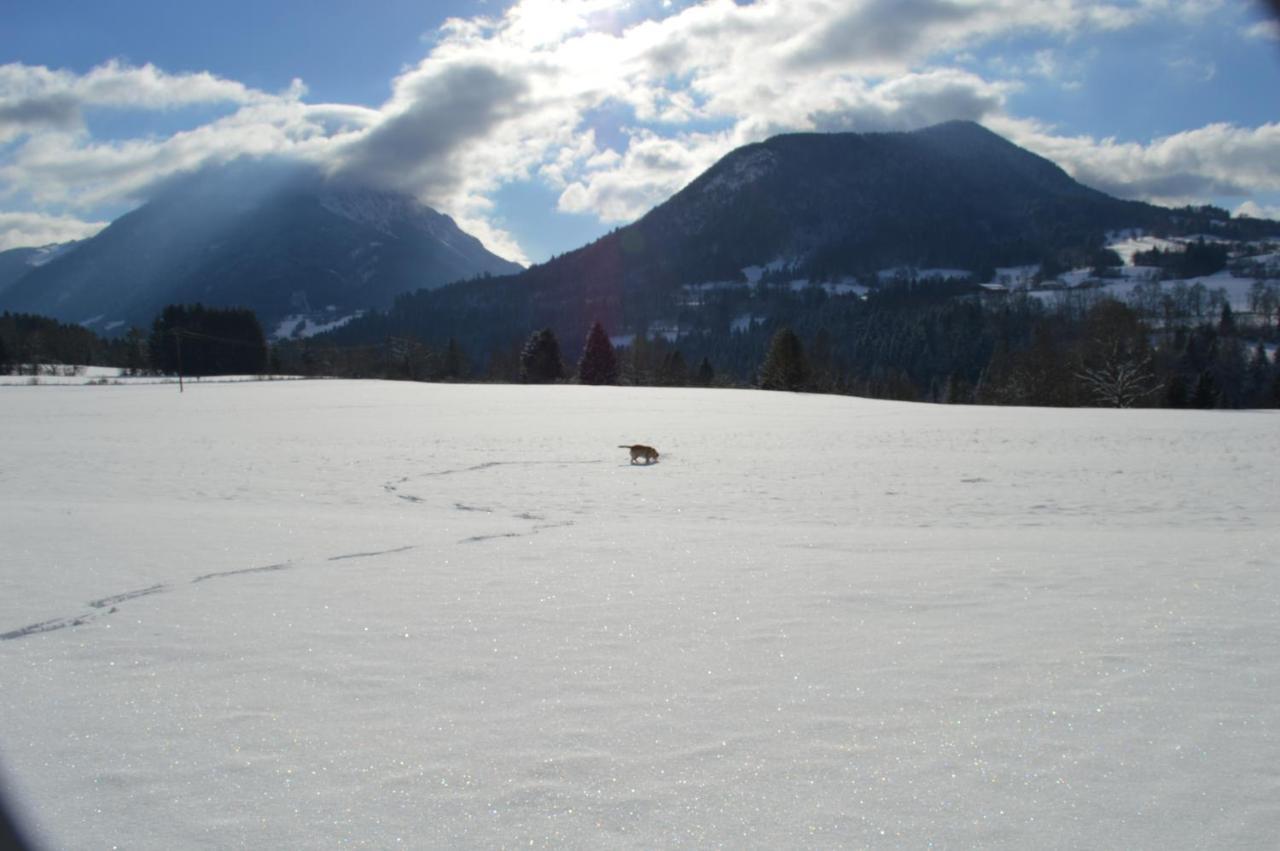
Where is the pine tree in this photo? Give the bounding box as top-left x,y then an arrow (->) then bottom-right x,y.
1165,373 -> 1189,408
148,304 -> 267,376
759,327 -> 809,391
1191,370 -> 1218,409
441,337 -> 467,381
1245,342 -> 1271,407
577,321 -> 618,385
658,350 -> 687,386
622,333 -> 651,385
520,328 -> 564,383
696,356 -> 714,386
1218,302 -> 1236,336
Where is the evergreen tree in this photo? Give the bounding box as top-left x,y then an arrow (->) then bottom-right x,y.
696,356 -> 715,387
149,304 -> 267,376
577,321 -> 618,385
1245,343 -> 1271,407
759,327 -> 809,391
485,339 -> 523,382
1165,373 -> 1189,408
441,337 -> 467,381
1217,302 -> 1236,336
1191,370 -> 1218,409
0,333 -> 8,373
658,350 -> 688,386
944,371 -> 972,404
123,327 -> 148,375
520,328 -> 564,383
621,333 -> 652,386
1212,337 -> 1248,408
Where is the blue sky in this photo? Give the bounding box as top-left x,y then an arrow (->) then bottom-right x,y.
1,0 -> 1278,260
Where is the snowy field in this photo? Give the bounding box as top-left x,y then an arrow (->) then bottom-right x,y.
1,381 -> 1278,848
0,366 -> 295,387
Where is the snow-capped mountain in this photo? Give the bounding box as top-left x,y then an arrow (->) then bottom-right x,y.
0,241 -> 81,296
0,161 -> 522,333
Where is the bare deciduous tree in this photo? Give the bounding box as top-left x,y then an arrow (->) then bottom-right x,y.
1075,344 -> 1159,407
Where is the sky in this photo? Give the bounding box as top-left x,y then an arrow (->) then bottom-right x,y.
1,0 -> 1278,262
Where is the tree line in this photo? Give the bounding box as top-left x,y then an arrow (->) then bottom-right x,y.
7,286 -> 1279,410
295,283 -> 1279,410
1,305 -> 268,378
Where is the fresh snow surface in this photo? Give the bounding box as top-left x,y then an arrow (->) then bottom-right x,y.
2,382 -> 1278,849
647,320 -> 680,342
1107,235 -> 1182,265
820,280 -> 870,297
319,189 -> 433,239
786,279 -> 869,297
741,259 -> 792,286
271,311 -> 363,341
0,368 -> 293,386
702,149 -> 776,196
877,267 -> 971,283
26,241 -> 78,268
1060,266 -> 1184,289
1050,270 -> 1268,311
989,266 -> 1039,288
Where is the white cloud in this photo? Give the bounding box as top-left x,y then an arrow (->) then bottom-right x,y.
1243,19 -> 1280,41
1,98 -> 375,209
0,60 -> 287,143
559,127 -> 737,221
990,117 -> 1280,204
1,0 -> 1277,263
1234,200 -> 1280,220
0,211 -> 107,251
323,0 -> 1078,233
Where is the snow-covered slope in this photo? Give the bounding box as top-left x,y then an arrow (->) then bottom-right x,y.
1,383 -> 1277,848
0,241 -> 79,295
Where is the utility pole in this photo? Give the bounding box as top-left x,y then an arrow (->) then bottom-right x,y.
175,329 -> 184,393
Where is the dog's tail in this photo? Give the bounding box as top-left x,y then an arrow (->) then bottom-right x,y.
618,444 -> 635,449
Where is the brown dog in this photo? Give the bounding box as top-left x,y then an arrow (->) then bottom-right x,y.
619,444 -> 659,464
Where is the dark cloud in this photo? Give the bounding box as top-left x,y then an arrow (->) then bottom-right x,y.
136,155 -> 320,204
334,63 -> 529,199
0,94 -> 81,137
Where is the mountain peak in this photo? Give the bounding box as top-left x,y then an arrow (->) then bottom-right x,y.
0,160 -> 522,333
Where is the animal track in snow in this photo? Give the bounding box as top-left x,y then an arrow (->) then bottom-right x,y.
2,584 -> 171,641
3,544 -> 420,640
88,584 -> 168,608
327,545 -> 418,562
461,532 -> 525,544
193,563 -> 292,583
1,615 -> 93,641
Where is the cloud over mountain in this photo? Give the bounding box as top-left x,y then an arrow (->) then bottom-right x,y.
0,0 -> 1276,263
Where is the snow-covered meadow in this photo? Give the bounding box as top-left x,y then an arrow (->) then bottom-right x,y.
1,381 -> 1277,848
